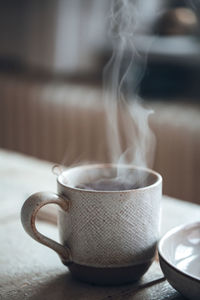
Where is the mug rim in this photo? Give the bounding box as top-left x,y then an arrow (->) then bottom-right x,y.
57,164 -> 162,193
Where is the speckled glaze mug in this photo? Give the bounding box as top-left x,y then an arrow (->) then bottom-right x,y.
21,164 -> 162,285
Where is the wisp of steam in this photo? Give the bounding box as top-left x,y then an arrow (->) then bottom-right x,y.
102,0 -> 156,185
54,0 -> 156,190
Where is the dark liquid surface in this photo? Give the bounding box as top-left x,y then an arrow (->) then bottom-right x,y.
76,178 -> 140,191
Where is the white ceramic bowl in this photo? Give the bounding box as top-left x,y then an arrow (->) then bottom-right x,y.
158,222 -> 200,299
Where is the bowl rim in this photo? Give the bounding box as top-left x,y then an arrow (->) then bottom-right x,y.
158,221 -> 200,283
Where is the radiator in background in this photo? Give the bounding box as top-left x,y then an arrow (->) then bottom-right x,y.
0,73 -> 200,204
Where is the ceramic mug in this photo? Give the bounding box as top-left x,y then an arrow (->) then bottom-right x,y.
21,164 -> 162,285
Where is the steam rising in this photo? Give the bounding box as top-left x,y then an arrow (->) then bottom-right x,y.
103,0 -> 155,175
55,0 -> 156,189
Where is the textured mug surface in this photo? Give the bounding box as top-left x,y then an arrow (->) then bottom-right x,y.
21,164 -> 162,285
58,164 -> 162,284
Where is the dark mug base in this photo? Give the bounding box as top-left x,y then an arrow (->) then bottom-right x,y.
66,261 -> 152,285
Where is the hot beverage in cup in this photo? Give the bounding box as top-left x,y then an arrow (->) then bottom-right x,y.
75,169 -> 155,191
21,164 -> 162,285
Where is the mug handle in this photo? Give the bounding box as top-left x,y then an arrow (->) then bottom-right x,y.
21,191 -> 72,265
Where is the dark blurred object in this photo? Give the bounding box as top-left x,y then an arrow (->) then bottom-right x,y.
155,8 -> 198,36
98,1 -> 200,99
137,0 -> 200,99
135,35 -> 200,99
139,59 -> 200,99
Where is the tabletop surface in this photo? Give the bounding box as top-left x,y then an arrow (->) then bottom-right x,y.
0,149 -> 200,300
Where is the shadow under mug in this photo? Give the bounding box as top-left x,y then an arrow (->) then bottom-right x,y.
21,164 -> 162,285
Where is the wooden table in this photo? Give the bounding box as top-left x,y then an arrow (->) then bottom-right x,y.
0,150 -> 200,300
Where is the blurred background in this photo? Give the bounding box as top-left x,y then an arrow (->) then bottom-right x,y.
1,0 -> 200,96
0,0 -> 200,203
